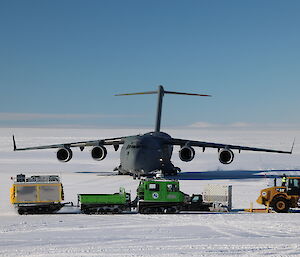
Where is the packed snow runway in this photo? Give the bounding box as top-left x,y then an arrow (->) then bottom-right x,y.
1,127 -> 300,256
1,213 -> 300,257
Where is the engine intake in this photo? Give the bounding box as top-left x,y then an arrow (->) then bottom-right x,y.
57,148 -> 73,162
91,146 -> 107,161
179,146 -> 195,162
219,148 -> 234,164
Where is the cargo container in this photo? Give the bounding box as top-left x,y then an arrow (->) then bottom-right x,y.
10,174 -> 65,214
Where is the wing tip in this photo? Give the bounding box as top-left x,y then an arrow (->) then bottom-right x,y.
12,135 -> 17,151
290,138 -> 296,154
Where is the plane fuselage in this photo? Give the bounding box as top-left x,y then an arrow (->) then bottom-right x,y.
118,132 -> 177,176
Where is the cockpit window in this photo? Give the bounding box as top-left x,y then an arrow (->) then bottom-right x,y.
126,144 -> 141,149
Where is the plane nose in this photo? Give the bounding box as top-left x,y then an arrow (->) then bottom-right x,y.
130,149 -> 160,173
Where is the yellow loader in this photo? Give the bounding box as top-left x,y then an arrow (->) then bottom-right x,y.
257,176 -> 300,213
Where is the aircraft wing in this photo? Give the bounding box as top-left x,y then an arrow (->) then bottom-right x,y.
167,138 -> 294,154
13,135 -> 124,151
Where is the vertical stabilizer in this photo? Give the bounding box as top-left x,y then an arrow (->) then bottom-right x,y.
155,85 -> 164,132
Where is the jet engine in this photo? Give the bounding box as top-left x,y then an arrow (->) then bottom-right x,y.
91,146 -> 107,161
57,148 -> 73,162
219,148 -> 234,164
179,146 -> 195,162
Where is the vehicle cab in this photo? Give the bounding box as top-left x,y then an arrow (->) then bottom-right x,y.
286,177 -> 300,195
137,179 -> 185,203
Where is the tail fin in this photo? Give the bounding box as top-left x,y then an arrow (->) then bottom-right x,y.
115,85 -> 211,132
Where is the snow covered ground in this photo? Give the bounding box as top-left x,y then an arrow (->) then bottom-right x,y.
1,127 -> 300,256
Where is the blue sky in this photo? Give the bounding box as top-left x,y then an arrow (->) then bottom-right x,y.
0,1 -> 299,128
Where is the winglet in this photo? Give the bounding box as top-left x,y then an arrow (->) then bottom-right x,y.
290,138 -> 296,154
13,135 -> 17,151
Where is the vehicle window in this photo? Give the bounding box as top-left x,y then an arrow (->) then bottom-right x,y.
192,196 -> 200,202
149,183 -> 159,191
289,179 -> 299,187
167,184 -> 178,192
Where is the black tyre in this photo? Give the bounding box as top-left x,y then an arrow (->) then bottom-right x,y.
272,197 -> 290,213
138,207 -> 147,214
82,209 -> 91,214
165,207 -> 176,214
18,209 -> 25,215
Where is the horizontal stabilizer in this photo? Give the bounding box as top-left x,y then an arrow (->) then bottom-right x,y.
115,87 -> 211,98
164,91 -> 211,97
115,91 -> 157,96
115,85 -> 211,132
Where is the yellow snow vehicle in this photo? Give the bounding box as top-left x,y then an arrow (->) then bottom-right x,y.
10,174 -> 65,214
257,176 -> 300,213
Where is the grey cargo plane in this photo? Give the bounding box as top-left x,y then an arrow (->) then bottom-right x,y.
13,85 -> 293,178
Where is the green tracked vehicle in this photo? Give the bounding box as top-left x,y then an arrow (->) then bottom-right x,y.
78,178 -> 225,215
78,187 -> 131,214
136,179 -> 188,213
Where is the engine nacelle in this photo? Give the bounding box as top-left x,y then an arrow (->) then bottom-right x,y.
57,148 -> 73,162
179,146 -> 195,162
219,148 -> 234,164
91,146 -> 107,161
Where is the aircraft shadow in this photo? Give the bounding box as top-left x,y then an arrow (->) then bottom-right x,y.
167,169 -> 300,181
75,169 -> 300,180
75,171 -> 118,176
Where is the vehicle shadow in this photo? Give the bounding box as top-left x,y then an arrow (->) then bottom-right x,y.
167,169 -> 300,181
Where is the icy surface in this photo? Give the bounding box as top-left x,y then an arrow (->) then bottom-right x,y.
1,127 -> 300,256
